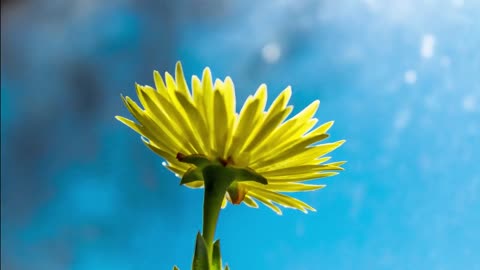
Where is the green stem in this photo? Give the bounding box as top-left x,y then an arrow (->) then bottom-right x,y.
202,184 -> 224,249
178,153 -> 268,269
201,165 -> 233,262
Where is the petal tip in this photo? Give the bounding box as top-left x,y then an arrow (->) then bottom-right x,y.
203,67 -> 212,75
224,76 -> 234,83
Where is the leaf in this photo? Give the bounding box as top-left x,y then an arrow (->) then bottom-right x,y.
192,232 -> 210,270
224,265 -> 230,270
173,266 -> 179,270
211,240 -> 222,270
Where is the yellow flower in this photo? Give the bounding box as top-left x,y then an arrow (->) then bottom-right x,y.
116,62 -> 345,214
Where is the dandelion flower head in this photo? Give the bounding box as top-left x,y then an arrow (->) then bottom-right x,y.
116,62 -> 345,214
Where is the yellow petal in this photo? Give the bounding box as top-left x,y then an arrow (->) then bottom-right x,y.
175,62 -> 190,97
153,70 -> 167,93
192,75 -> 205,118
213,90 -> 229,157
247,191 -> 282,215
240,85 -> 268,144
174,91 -> 210,154
243,105 -> 293,153
242,195 -> 259,208
269,86 -> 292,112
253,84 -> 268,111
245,181 -> 326,192
228,96 -> 260,161
258,164 -> 343,176
266,183 -> 326,192
223,77 -> 236,118
202,67 -> 215,151
184,181 -> 204,189
266,171 -> 338,182
254,139 -> 345,170
221,197 -> 228,209
115,115 -> 143,136
308,121 -> 335,136
248,187 -> 315,213
326,161 -> 347,167
121,96 -> 177,152
164,71 -> 177,93
135,89 -> 196,154
221,77 -> 236,157
251,133 -> 330,169
250,100 -> 320,160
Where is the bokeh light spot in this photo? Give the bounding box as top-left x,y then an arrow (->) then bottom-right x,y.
262,42 -> 282,63
404,70 -> 417,84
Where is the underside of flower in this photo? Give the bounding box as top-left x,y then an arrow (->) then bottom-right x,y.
116,62 -> 345,214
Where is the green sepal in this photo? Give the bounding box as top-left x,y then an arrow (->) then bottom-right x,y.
229,167 -> 268,185
226,182 -> 246,204
177,153 -> 211,167
172,266 -> 179,270
211,240 -> 222,270
192,232 -> 210,270
177,154 -> 268,186
224,265 -> 230,270
180,167 -> 203,185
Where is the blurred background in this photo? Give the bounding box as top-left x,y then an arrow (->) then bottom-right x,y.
1,0 -> 479,269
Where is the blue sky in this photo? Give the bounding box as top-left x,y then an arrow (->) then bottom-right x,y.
1,0 -> 479,269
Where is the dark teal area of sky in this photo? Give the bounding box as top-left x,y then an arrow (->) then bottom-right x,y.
1,0 -> 479,269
